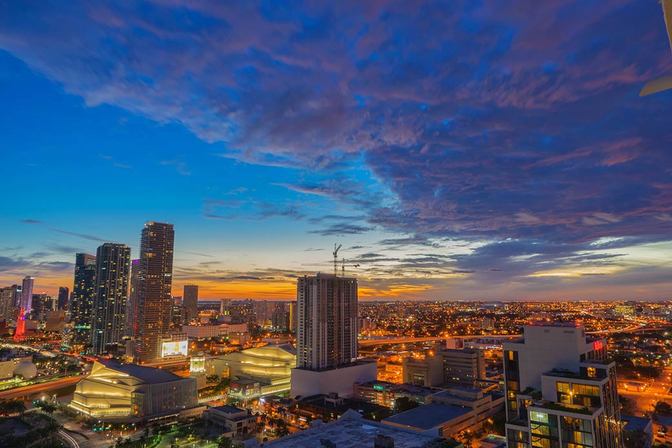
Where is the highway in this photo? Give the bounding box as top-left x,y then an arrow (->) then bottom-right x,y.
0,375 -> 81,400
357,323 -> 659,347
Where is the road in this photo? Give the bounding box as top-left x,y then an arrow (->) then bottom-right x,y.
0,375 -> 81,400
59,429 -> 81,448
357,323 -> 660,347
619,366 -> 672,414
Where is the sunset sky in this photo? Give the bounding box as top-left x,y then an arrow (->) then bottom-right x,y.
1,1 -> 671,300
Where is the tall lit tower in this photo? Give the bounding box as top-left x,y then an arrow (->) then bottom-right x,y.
57,286 -> 69,311
296,274 -> 358,370
183,285 -> 198,324
91,243 -> 131,355
125,259 -> 141,337
71,253 -> 97,350
19,276 -> 34,315
133,222 -> 174,363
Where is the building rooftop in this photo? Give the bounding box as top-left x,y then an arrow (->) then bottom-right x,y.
265,410 -> 438,448
210,405 -> 246,415
100,360 -> 182,384
622,415 -> 651,432
382,403 -> 471,430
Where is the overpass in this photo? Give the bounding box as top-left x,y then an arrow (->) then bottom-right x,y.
357,323 -> 657,347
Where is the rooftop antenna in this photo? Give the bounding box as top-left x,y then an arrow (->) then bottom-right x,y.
333,243 -> 342,276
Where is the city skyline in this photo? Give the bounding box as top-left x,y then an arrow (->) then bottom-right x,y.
2,1 -> 672,301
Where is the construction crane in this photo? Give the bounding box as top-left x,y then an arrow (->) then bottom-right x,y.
341,258 -> 360,277
333,243 -> 342,276
640,0 -> 672,96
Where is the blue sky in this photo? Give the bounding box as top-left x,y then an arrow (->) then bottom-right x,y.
1,0 -> 671,300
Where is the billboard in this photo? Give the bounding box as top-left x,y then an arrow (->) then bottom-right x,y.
161,340 -> 188,358
190,356 -> 205,373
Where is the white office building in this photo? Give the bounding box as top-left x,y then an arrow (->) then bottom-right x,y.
504,324 -> 623,448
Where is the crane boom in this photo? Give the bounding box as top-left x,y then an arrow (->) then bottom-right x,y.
333,243 -> 342,276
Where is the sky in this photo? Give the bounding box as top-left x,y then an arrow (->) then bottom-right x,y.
0,0 -> 671,300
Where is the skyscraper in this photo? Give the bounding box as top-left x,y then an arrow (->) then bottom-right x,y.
71,253 -> 97,349
503,324 -> 623,448
31,293 -> 53,321
296,274 -> 358,370
19,276 -> 34,315
126,258 -> 140,337
91,243 -> 131,355
291,274 -> 374,398
57,286 -> 69,311
183,284 -> 198,324
133,222 -> 175,363
0,285 -> 19,322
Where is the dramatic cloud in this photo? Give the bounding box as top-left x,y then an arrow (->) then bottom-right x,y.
2,0 -> 671,297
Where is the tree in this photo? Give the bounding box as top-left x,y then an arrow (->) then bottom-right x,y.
217,436 -> 233,448
655,401 -> 672,415
394,397 -> 419,412
34,400 -> 57,414
0,400 -> 26,416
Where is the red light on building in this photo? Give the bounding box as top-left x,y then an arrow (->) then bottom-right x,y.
593,340 -> 603,351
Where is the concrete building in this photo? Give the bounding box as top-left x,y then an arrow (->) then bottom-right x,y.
57,286 -> 69,311
266,409 -> 440,448
30,293 -> 53,321
133,222 -> 175,363
503,323 -> 623,448
0,285 -> 19,322
403,355 -> 444,387
354,381 -> 438,409
183,284 -> 198,324
291,360 -> 377,398
70,360 -> 199,422
183,323 -> 248,339
91,243 -> 131,355
19,276 -> 34,316
443,348 -> 486,385
296,274 -> 358,370
0,355 -> 36,380
204,405 -> 256,438
403,348 -> 485,387
381,385 -> 504,438
621,415 -> 652,448
288,301 -> 297,333
210,344 -> 296,399
71,253 -> 97,349
291,273 -> 375,398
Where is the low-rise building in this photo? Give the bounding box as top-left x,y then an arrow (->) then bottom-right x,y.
204,405 -> 256,438
291,360 -> 377,398
621,415 -> 652,448
209,343 -> 296,399
264,409 -> 449,448
70,360 -> 200,423
403,355 -> 443,387
353,381 -> 438,409
402,348 -> 486,388
380,385 -> 504,438
182,323 -> 249,339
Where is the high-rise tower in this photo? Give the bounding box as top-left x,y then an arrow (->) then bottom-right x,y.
91,243 -> 131,355
133,222 -> 174,363
19,276 -> 34,315
71,253 -> 97,350
291,273 -> 374,398
182,285 -> 198,324
57,286 -> 69,311
296,274 -> 358,370
503,324 -> 623,448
